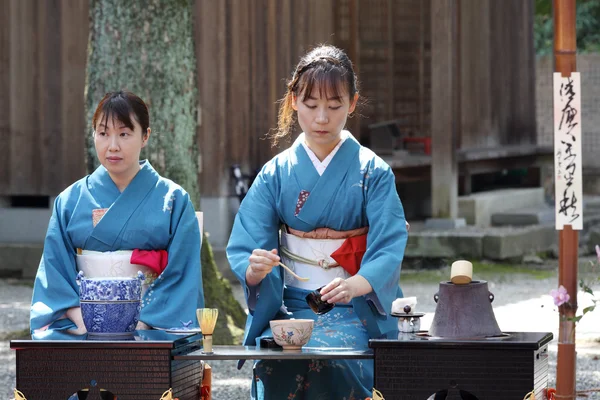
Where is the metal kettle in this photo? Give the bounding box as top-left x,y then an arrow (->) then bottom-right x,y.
429,280 -> 502,338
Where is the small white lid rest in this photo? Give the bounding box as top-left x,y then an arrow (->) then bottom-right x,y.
450,260 -> 473,285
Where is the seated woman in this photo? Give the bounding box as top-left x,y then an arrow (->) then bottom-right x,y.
227,45 -> 408,399
30,90 -> 204,334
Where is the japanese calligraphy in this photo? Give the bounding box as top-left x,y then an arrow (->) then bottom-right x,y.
554,73 -> 583,230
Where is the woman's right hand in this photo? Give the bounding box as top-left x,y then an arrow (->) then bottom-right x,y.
65,307 -> 87,335
246,249 -> 280,286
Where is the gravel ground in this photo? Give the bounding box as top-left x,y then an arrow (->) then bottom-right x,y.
1,266 -> 598,400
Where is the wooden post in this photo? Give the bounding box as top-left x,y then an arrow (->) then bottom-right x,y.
554,0 -> 578,399
430,0 -> 458,219
386,0 -> 394,121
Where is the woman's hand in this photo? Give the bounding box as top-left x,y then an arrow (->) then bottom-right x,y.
246,249 -> 280,286
320,275 -> 373,304
65,307 -> 87,335
136,321 -> 151,330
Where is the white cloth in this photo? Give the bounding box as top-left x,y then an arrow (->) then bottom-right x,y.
76,250 -> 154,296
301,130 -> 349,176
280,232 -> 351,291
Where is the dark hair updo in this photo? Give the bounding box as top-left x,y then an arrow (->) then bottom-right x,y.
92,91 -> 150,138
272,45 -> 359,146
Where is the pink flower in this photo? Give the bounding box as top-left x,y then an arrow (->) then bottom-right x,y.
550,285 -> 570,306
595,244 -> 600,264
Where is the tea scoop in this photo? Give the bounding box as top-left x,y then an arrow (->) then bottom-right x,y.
279,261 -> 309,282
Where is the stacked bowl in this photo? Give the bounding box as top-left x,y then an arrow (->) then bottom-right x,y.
77,270 -> 145,337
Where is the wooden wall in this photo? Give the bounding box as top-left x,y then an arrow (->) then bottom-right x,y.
195,0 -> 336,197
0,0 -> 536,198
459,0 -> 537,149
336,0 -> 535,150
338,0 -> 431,139
0,0 -> 88,196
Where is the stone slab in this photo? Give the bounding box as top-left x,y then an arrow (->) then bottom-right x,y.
458,188 -> 544,227
424,218 -> 466,229
0,243 -> 42,279
201,196 -> 240,249
405,231 -> 484,259
482,224 -> 557,260
0,208 -> 52,243
491,206 -> 555,226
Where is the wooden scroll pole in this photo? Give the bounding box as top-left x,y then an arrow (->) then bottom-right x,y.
554,0 -> 578,399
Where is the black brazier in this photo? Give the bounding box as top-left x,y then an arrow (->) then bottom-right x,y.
369,332 -> 553,400
11,330 -> 204,400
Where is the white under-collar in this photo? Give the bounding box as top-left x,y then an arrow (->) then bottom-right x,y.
301,131 -> 349,176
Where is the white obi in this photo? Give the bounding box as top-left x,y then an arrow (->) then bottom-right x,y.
280,231 -> 351,291
75,250 -> 156,296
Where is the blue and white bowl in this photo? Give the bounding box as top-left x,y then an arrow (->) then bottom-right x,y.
77,270 -> 145,301
80,301 -> 142,335
77,271 -> 145,335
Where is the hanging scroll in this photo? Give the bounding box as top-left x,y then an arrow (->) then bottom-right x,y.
554,72 -> 583,230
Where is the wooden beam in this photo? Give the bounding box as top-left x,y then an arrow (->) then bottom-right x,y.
59,0 -> 88,189
39,0 -> 63,194
348,0 -> 361,140
0,0 -> 11,193
9,0 -> 40,194
386,0 -> 394,120
430,0 -> 458,218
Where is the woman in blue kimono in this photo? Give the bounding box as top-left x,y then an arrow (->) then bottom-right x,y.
227,45 -> 408,399
30,91 -> 204,334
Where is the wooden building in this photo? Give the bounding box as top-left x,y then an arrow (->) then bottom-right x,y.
0,0 -> 543,246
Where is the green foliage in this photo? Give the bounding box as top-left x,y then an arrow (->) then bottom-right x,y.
563,258 -> 600,325
577,260 -> 599,319
401,261 -> 554,285
535,0 -> 600,55
535,0 -> 553,17
0,328 -> 30,341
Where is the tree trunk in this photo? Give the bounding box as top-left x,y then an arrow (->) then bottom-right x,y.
85,0 -> 245,344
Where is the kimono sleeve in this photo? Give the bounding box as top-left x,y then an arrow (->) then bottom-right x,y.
226,167 -> 282,313
30,195 -> 80,332
139,190 -> 204,329
357,165 -> 407,315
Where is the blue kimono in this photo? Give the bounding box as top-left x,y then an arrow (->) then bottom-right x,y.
30,161 -> 204,332
227,133 -> 407,399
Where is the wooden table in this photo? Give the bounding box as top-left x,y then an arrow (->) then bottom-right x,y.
175,345 -> 373,361
11,330 -> 204,400
11,332 -> 373,400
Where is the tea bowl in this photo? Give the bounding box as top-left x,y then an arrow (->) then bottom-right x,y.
269,319 -> 314,350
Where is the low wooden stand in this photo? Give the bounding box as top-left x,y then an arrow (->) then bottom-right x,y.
11,331 -> 204,400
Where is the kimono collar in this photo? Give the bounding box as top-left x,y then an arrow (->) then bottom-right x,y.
87,160 -> 158,195
84,160 -> 160,250
290,132 -> 360,228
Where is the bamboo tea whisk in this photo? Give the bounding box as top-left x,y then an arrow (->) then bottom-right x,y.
196,308 -> 219,354
372,388 -> 385,400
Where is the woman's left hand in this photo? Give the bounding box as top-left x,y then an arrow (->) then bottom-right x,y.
319,278 -> 355,304
320,275 -> 373,304
136,321 -> 151,330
